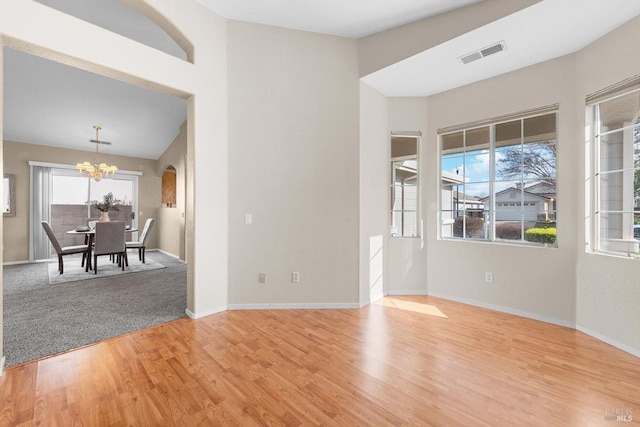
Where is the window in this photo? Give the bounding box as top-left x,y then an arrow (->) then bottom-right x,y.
29,161 -> 140,261
51,168 -> 135,221
590,80 -> 640,257
391,135 -> 419,237
440,109 -> 557,245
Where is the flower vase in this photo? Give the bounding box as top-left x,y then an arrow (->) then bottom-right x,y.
99,211 -> 110,222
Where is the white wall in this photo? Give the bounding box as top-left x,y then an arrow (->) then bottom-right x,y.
387,97 -> 429,295
227,21 -> 360,307
424,55 -> 578,326
359,82 -> 389,305
574,16 -> 640,355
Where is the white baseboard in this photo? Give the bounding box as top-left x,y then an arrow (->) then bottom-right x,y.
576,324 -> 640,358
386,289 -> 428,296
427,291 -> 575,328
3,260 -> 32,266
185,305 -> 227,319
369,292 -> 384,303
0,356 -> 5,376
150,249 -> 185,262
228,302 -> 360,310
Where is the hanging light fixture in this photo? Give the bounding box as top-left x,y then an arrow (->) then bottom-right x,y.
76,125 -> 118,181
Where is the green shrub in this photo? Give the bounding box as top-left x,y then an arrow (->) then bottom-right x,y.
495,222 -> 522,240
454,216 -> 484,238
534,221 -> 556,229
525,227 -> 557,244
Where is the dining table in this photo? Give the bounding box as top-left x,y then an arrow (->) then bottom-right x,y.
66,226 -> 138,272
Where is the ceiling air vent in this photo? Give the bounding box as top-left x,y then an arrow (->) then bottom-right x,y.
459,41 -> 507,64
460,51 -> 483,64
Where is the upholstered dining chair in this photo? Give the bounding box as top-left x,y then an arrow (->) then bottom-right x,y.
81,217 -> 100,268
126,218 -> 155,263
41,221 -> 90,275
93,221 -> 126,274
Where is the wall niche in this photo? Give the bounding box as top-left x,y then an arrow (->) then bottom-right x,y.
161,165 -> 177,208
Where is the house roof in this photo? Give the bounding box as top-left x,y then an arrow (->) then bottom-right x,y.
479,187 -> 553,202
524,181 -> 557,196
453,191 -> 482,202
441,170 -> 465,184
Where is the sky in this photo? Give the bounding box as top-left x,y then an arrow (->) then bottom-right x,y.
51,174 -> 133,205
441,149 -> 509,198
442,143 -> 556,198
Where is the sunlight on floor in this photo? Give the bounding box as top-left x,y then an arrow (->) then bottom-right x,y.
374,297 -> 448,318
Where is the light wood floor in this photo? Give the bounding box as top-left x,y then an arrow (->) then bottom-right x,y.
0,296 -> 638,426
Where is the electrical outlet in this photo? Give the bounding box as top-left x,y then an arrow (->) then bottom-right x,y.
292,272 -> 300,283
258,273 -> 266,284
485,272 -> 494,284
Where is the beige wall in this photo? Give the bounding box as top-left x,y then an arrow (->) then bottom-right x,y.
574,16 -> 640,354
156,121 -> 187,260
227,21 -> 360,306
421,16 -> 640,355
0,46 -> 4,366
1,0 -> 637,367
359,82 -> 389,305
2,140 -> 161,262
424,55 -> 579,326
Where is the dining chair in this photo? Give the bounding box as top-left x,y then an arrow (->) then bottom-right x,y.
41,221 -> 90,275
126,218 -> 155,263
93,221 -> 127,274
81,217 -> 100,268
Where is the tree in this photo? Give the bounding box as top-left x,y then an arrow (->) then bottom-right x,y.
497,142 -> 556,184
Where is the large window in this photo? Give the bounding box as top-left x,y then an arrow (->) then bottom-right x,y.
391,135 -> 419,237
440,109 -> 557,245
590,80 -> 640,257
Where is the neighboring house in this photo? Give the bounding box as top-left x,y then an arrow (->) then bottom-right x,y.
453,191 -> 484,217
525,181 -> 557,206
441,171 -> 464,238
481,182 -> 556,222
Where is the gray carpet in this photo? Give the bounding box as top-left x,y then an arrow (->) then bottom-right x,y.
3,252 -> 187,367
48,256 -> 166,284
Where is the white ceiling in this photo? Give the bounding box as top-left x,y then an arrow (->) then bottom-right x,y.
4,0 -> 188,160
3,48 -> 187,160
4,0 -> 640,159
195,0 -> 483,38
362,0 -> 640,96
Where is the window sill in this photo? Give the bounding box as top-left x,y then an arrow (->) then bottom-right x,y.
589,249 -> 640,260
439,236 -> 557,249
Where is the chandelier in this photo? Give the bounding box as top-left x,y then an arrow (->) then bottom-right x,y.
76,125 -> 118,182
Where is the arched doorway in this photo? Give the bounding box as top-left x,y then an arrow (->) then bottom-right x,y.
0,0 -> 214,369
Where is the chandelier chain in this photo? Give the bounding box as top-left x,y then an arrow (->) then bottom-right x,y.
76,125 -> 118,182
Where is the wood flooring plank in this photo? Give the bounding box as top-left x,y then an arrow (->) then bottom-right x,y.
1,296 -> 639,426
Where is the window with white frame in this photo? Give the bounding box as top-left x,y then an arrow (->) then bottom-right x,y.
589,78 -> 640,257
391,135 -> 419,237
439,109 -> 557,245
29,161 -> 140,261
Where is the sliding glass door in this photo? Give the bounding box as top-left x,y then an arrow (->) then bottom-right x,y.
31,163 -> 138,261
